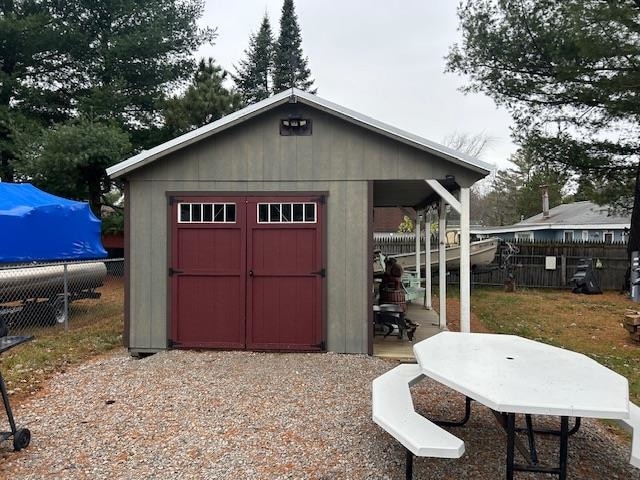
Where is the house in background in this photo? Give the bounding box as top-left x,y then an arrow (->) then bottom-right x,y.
473,200 -> 630,243
373,207 -> 414,233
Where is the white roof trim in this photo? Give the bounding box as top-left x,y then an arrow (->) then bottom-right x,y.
107,88 -> 494,179
472,224 -> 630,234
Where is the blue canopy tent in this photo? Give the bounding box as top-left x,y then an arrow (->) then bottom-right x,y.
0,183 -> 107,263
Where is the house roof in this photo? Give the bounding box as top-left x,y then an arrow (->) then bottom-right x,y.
472,201 -> 630,234
516,201 -> 629,226
107,88 -> 494,179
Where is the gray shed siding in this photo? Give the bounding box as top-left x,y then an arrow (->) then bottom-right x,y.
125,104 -> 476,354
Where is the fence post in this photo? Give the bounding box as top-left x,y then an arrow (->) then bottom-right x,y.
63,263 -> 69,331
561,255 -> 567,286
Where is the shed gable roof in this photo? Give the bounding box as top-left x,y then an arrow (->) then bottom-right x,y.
107,89 -> 493,179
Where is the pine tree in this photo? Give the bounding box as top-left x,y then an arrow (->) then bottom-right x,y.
234,14 -> 274,104
272,0 -> 315,93
447,0 -> 640,264
164,58 -> 242,136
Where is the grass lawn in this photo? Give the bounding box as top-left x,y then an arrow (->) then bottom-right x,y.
1,278 -> 124,404
461,287 -> 640,404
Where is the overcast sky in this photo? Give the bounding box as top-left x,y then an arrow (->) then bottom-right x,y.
198,1 -> 517,169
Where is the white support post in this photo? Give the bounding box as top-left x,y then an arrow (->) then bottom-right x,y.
424,209 -> 432,310
414,210 -> 421,285
438,201 -> 447,329
460,188 -> 471,333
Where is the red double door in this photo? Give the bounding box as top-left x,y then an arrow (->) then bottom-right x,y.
170,195 -> 324,351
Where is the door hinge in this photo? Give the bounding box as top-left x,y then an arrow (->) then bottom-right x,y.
311,268 -> 326,277
168,267 -> 183,276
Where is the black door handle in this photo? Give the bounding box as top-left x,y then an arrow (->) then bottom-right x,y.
248,270 -> 254,277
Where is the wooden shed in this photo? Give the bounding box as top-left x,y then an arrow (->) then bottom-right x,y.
107,89 -> 491,356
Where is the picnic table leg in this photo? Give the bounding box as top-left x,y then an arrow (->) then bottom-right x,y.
405,447 -> 413,480
559,416 -> 569,480
506,413 -> 516,480
492,410 -> 532,463
525,414 -> 539,465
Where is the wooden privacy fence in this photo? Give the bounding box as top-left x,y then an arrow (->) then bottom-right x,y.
374,235 -> 629,290
374,233 -> 433,255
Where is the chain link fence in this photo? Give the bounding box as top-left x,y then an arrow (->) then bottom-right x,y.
0,258 -> 124,336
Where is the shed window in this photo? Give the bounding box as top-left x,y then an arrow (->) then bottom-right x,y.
258,203 -> 316,223
603,231 -> 614,243
582,230 -> 589,241
563,230 -> 574,242
178,203 -> 236,223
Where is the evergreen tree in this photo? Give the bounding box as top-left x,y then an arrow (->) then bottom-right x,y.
164,58 -> 243,136
272,0 -> 315,93
0,1 -> 79,181
510,149 -> 568,221
2,0 -> 214,183
475,148 -> 569,227
234,14 -> 274,104
18,118 -> 131,216
481,169 -> 522,226
65,0 -> 216,142
446,0 -> 640,259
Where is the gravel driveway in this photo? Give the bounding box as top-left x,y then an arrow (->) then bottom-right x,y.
0,349 -> 637,479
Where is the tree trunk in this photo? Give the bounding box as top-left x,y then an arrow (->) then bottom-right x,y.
87,175 -> 102,219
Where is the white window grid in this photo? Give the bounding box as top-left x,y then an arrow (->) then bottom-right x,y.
257,202 -> 316,224
177,203 -> 236,223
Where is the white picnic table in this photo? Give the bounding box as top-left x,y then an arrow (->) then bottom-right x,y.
412,331 -> 638,479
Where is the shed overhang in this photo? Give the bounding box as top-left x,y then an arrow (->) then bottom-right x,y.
373,178 -> 458,209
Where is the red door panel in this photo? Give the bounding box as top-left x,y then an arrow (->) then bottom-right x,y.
175,276 -> 243,348
246,197 -> 324,351
250,276 -> 318,348
171,197 -> 246,349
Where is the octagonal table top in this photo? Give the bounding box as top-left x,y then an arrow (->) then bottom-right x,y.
413,331 -> 630,418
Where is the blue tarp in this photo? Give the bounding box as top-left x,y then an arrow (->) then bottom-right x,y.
0,183 -> 107,263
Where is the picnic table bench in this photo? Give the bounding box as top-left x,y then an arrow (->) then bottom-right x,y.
619,401 -> 640,468
372,364 -> 464,479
